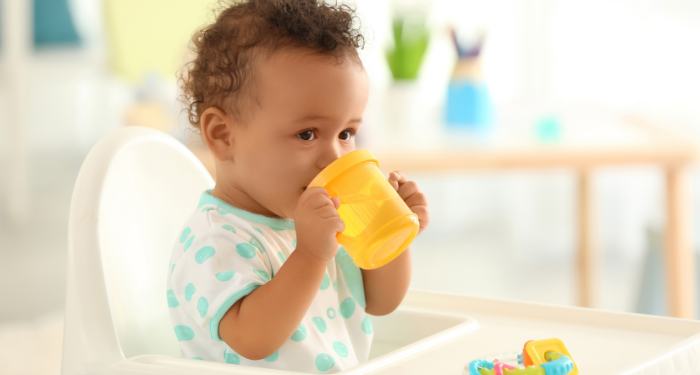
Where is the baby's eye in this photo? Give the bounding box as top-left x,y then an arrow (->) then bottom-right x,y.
339,129 -> 355,141
297,130 -> 315,141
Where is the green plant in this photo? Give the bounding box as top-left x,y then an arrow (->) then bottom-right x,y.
386,18 -> 429,80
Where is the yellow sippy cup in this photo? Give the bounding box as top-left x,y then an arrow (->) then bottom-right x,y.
308,149 -> 420,269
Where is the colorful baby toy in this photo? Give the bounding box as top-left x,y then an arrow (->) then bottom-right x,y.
466,338 -> 578,375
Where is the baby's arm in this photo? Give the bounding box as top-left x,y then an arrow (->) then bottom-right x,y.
361,246 -> 413,315
218,187 -> 344,360
362,171 -> 429,316
219,246 -> 327,360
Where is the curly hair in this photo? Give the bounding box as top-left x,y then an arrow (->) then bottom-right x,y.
180,0 -> 365,128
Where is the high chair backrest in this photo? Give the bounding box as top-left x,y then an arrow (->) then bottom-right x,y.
62,127 -> 214,374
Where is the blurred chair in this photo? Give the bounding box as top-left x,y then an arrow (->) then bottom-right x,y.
61,127 -> 214,374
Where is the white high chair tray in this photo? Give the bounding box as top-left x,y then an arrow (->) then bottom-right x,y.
116,290 -> 700,375
394,290 -> 700,375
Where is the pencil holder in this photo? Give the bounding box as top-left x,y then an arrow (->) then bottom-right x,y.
308,150 -> 420,270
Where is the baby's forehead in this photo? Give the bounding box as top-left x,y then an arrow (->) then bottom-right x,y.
255,47 -> 362,76
246,48 -> 365,104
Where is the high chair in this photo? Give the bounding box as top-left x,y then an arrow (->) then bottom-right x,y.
61,126 -> 212,374
63,127 -> 700,375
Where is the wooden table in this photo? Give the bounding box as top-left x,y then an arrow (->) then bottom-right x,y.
372,114 -> 698,319
190,113 -> 698,319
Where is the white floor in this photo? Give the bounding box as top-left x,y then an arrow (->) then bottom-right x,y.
0,312 -> 63,375
0,152 -> 650,375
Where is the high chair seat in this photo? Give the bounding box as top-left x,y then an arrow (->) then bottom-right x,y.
62,127 -> 215,373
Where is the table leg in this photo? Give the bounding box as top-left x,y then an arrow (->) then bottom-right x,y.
578,169 -> 595,308
665,166 -> 696,319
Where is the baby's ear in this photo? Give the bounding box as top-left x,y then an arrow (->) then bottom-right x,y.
201,107 -> 235,161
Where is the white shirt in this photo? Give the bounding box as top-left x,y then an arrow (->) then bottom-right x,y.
167,190 -> 373,373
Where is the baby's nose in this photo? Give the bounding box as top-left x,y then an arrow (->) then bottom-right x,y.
319,147 -> 342,170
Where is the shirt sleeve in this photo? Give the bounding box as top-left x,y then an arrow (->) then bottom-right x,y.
171,223 -> 273,341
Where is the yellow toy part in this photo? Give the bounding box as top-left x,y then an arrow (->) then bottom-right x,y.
525,339 -> 578,375
308,150 -> 419,269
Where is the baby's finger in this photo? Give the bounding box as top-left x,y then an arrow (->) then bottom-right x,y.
318,205 -> 340,219
404,190 -> 427,208
332,217 -> 346,233
395,171 -> 407,184
308,192 -> 334,210
331,196 -> 341,209
410,205 -> 430,224
388,171 -> 400,191
397,180 -> 419,201
410,205 -> 430,233
388,171 -> 407,190
302,186 -> 330,202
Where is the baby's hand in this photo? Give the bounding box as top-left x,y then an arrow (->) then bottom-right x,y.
388,171 -> 429,235
293,187 -> 345,262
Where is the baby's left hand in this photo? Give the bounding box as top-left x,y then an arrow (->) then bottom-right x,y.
388,171 -> 429,235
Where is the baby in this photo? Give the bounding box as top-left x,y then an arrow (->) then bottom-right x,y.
167,0 -> 429,373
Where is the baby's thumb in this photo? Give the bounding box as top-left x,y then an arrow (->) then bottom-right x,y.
331,196 -> 341,209
388,172 -> 400,191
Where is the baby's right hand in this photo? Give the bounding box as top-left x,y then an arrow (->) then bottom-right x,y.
293,187 -> 345,263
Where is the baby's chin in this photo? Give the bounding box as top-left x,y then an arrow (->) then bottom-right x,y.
261,197 -> 294,221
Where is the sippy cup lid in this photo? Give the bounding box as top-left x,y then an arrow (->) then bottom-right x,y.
308,150 -> 379,189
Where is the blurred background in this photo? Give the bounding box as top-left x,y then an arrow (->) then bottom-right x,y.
2,0 -> 700,373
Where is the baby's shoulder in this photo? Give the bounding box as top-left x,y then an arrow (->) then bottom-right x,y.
192,203 -> 263,240
175,200 -> 297,259
198,203 -> 295,245
172,205 -> 272,261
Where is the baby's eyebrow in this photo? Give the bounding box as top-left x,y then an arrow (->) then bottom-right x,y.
294,115 -> 363,124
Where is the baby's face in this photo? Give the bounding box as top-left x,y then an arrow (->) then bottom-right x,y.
227,51 -> 369,219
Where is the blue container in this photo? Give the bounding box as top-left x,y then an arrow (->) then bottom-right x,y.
445,79 -> 493,132
34,0 -> 81,47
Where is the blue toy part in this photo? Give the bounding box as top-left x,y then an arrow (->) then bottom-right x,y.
466,353 -> 574,375
445,79 -> 493,131
468,359 -> 494,375
534,115 -> 562,143
540,352 -> 574,375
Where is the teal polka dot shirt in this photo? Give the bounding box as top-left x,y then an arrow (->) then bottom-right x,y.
167,190 -> 373,373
